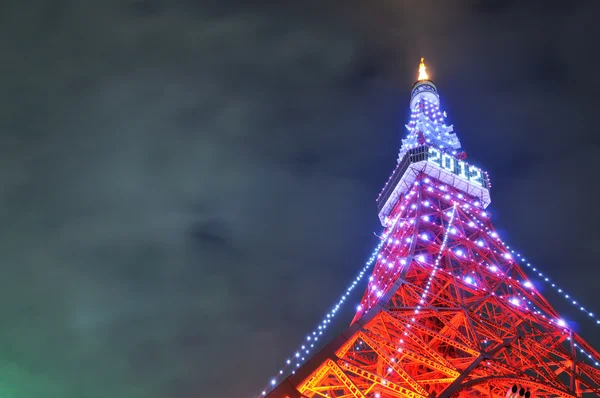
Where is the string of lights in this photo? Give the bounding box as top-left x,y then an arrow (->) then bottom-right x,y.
358,186 -> 421,316
570,337 -> 600,367
417,176 -> 600,334
417,202 -> 458,309
421,183 -> 600,371
404,177 -> 600,361
435,190 -> 600,377
472,216 -> 600,329
413,178 -> 600,375
437,183 -> 600,372
255,212 -> 409,397
257,59 -> 600,396
354,201 -> 459,387
257,175 -> 600,396
257,168 -> 599,397
513,290 -> 600,369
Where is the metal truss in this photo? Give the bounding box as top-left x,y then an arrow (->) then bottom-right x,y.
265,174 -> 600,398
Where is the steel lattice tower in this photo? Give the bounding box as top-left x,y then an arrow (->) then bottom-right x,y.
260,60 -> 600,397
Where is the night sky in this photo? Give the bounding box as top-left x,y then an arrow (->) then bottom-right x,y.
2,1 -> 600,397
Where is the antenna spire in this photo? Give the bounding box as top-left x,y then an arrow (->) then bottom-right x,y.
418,57 -> 429,81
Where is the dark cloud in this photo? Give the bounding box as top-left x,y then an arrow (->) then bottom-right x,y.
1,1 -> 599,397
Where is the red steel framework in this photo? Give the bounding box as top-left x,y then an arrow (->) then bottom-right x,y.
261,62 -> 600,398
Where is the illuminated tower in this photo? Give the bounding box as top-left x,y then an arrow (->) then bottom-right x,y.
259,59 -> 600,397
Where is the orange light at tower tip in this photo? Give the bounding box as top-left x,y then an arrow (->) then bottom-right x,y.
418,57 -> 429,81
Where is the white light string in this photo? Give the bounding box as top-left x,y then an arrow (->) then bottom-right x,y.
342,202 -> 458,396
359,186 -> 422,315
257,174 -> 600,396
256,213 -> 408,397
471,216 -> 600,328
423,187 -> 600,373
473,217 -> 600,369
416,202 -> 458,312
416,176 -> 600,373
513,290 -> 600,369
568,336 -> 600,368
421,183 -> 600,372
416,177 -> 600,332
380,178 -> 571,335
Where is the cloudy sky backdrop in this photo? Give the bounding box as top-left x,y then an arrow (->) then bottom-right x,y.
1,1 -> 599,397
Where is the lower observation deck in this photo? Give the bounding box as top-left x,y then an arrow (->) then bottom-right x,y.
377,145 -> 491,226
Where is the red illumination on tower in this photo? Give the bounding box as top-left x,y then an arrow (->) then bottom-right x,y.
259,60 -> 600,397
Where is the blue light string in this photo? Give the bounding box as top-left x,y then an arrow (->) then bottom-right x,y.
257,176 -> 600,396
471,217 -> 600,328
256,214 -> 407,397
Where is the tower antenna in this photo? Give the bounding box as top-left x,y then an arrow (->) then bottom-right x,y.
418,57 -> 429,81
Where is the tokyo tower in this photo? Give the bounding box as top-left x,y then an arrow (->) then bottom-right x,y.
258,59 -> 600,397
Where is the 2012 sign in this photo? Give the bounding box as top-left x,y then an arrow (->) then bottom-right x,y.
428,147 -> 484,186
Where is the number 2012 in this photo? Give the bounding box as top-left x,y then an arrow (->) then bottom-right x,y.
427,147 -> 484,186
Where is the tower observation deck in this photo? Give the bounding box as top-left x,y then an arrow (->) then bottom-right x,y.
256,59 -> 600,398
